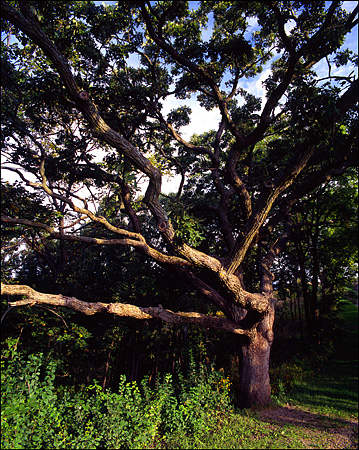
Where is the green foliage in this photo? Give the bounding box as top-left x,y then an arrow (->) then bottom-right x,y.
270,361 -> 308,402
1,341 -> 232,449
1,181 -> 55,226
167,106 -> 192,128
172,209 -> 205,247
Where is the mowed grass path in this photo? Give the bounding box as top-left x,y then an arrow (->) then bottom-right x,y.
199,301 -> 358,449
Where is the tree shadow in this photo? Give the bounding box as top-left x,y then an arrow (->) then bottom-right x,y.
289,376 -> 358,417
259,405 -> 357,434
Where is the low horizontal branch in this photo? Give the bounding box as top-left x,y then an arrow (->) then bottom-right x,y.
1,284 -> 253,336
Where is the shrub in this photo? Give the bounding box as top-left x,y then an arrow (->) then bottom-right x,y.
1,339 -> 233,449
270,361 -> 308,400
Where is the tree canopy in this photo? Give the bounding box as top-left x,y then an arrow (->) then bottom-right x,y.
1,0 -> 358,407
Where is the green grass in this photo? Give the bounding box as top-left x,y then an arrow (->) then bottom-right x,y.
177,414 -> 308,449
287,301 -> 358,420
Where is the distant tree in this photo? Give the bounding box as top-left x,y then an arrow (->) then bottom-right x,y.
273,171 -> 358,337
1,1 -> 358,407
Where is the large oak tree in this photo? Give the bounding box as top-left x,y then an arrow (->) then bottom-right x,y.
1,1 -> 358,407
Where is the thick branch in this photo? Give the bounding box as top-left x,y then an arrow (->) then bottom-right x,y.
259,146 -> 357,240
269,2 -> 296,56
1,284 -> 254,336
226,142 -> 315,275
259,218 -> 293,296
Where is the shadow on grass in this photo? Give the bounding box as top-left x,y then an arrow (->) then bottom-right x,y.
258,404 -> 358,450
289,302 -> 358,417
255,301 -> 358,449
288,376 -> 358,416
260,405 -> 357,435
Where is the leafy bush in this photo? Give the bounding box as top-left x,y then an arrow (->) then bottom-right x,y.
1,340 -> 233,449
270,361 -> 308,401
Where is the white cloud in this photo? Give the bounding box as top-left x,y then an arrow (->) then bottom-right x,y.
182,105 -> 221,139
253,69 -> 271,103
247,17 -> 258,28
161,96 -> 221,140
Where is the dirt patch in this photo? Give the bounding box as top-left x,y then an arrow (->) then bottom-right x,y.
259,405 -> 358,449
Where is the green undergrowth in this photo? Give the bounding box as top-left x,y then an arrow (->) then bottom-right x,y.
0,342 -> 316,450
1,301 -> 357,449
1,347 -> 234,449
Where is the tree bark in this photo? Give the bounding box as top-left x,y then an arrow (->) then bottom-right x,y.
237,301 -> 275,408
238,335 -> 272,408
0,283 -> 255,337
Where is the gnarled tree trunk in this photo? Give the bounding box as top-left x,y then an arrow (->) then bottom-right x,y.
238,304 -> 275,407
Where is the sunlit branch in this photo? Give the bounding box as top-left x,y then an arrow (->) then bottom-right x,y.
59,216 -> 88,230
1,283 -> 255,337
227,78 -> 358,276
1,0 -> 171,241
259,144 -> 357,240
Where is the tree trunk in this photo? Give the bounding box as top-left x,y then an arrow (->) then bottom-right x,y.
238,333 -> 272,407
309,222 -> 320,334
294,235 -> 313,336
236,301 -> 275,408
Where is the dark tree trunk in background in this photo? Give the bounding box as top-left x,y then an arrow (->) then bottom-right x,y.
309,221 -> 320,332
294,234 -> 313,336
297,294 -> 304,339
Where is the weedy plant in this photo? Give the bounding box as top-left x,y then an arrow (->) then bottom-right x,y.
1,340 -> 232,449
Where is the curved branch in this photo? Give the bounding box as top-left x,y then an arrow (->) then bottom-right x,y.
259,145 -> 358,240
71,159 -> 141,233
7,135 -> 142,241
0,216 -> 191,267
268,2 -> 296,56
1,283 -> 254,337
153,108 -> 214,158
